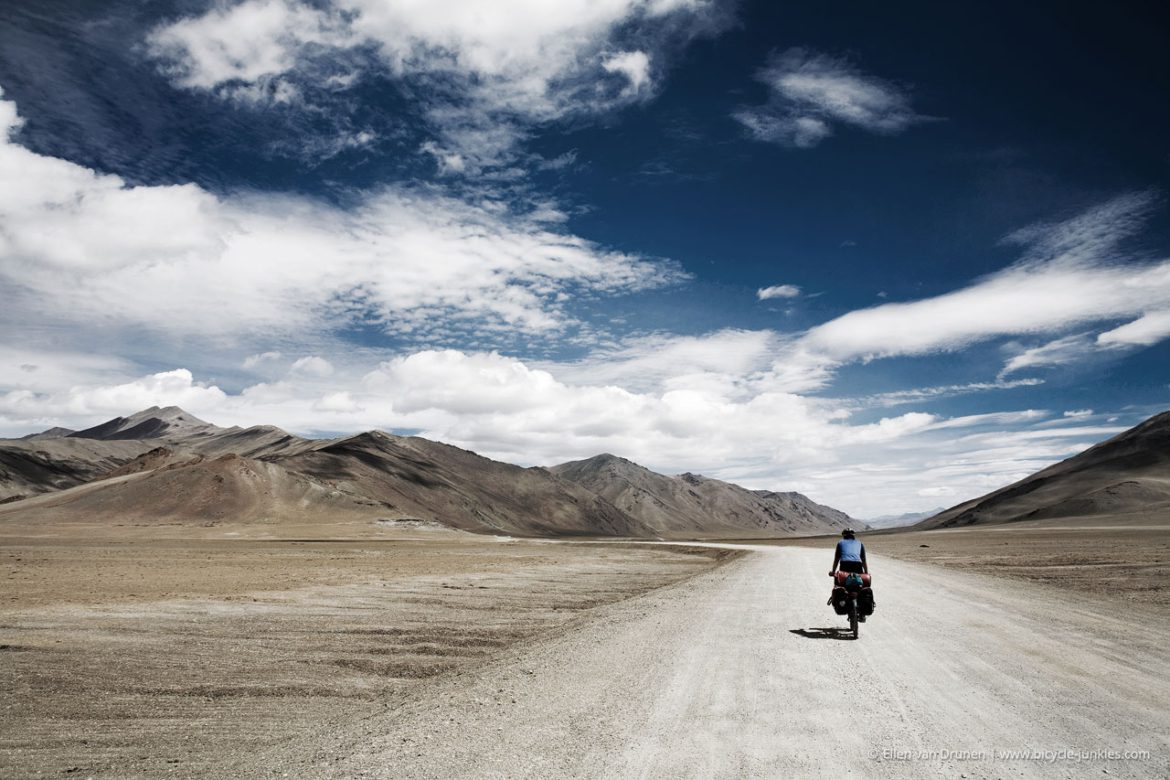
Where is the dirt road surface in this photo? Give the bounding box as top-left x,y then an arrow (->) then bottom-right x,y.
262,545 -> 1169,779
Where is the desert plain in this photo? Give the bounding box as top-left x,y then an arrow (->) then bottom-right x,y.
3,514 -> 1169,778
1,522 -> 734,777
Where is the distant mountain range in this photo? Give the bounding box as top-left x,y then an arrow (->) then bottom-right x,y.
863,509 -> 946,530
0,406 -> 857,538
917,410 -> 1170,529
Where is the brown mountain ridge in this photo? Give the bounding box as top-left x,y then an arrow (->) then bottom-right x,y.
918,410 -> 1170,529
0,407 -> 857,538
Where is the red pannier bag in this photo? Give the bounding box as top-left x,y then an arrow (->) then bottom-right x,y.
834,571 -> 872,587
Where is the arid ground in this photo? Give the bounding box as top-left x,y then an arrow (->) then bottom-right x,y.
0,529 -> 732,778
779,513 -> 1170,610
3,520 -> 1169,778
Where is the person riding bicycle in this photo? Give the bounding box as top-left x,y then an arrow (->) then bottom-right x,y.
829,528 -> 872,621
829,528 -> 868,576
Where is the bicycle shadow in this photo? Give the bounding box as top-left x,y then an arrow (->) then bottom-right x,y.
789,627 -> 855,641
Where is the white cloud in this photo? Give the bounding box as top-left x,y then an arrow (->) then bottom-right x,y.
147,0 -> 723,167
1063,409 -> 1093,419
800,193 -> 1170,365
757,284 -> 801,300
243,351 -> 283,369
544,329 -> 778,393
917,486 -> 955,497
853,378 -> 1045,409
0,369 -> 226,422
0,91 -> 684,350
926,410 -> 1048,430
734,48 -> 923,148
290,356 -> 334,377
1000,334 -> 1094,378
4,79 -> 1166,517
1,351 -> 1132,517
313,391 -> 361,413
420,141 -> 467,175
1097,309 -> 1170,347
148,0 -> 350,90
732,111 -> 830,149
602,50 -> 652,97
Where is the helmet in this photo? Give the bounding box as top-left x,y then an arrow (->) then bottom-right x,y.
841,528 -> 855,539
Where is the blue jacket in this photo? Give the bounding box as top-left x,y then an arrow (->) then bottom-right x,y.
836,538 -> 864,563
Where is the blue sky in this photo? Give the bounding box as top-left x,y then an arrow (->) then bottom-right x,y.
0,0 -> 1167,516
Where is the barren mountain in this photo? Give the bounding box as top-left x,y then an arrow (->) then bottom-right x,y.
551,453 -> 856,538
2,452 -> 388,527
0,411 -> 651,537
283,432 -> 651,537
2,407 -> 855,538
919,410 -> 1170,528
0,411 -> 319,502
0,437 -> 156,502
68,406 -> 219,441
20,427 -> 75,441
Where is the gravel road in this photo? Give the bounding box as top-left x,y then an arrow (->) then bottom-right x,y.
259,545 -> 1170,779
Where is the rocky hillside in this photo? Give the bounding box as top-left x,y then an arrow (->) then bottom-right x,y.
551,453 -> 857,538
919,410 -> 1170,528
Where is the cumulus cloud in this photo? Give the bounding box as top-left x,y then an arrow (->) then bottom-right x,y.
757,284 -> 801,300
147,0 -> 725,167
4,78 -> 1166,515
0,369 -> 226,422
0,91 -> 684,350
0,350 -> 1129,516
734,48 -> 924,148
290,356 -> 334,377
313,390 -> 361,413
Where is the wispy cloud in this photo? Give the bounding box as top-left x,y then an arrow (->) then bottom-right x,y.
0,91 -> 685,353
147,0 -> 728,169
800,193 -> 1170,369
733,48 -> 925,148
1000,334 -> 1095,378
757,284 -> 801,300
540,329 -> 779,393
851,379 -> 1045,409
1097,309 -> 1170,347
4,77 -> 1168,516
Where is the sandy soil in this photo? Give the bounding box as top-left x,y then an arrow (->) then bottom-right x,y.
5,525 -> 1168,778
779,517 -> 1170,610
0,534 -> 732,778
258,545 -> 1170,779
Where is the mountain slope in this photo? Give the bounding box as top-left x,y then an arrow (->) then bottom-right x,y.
0,415 -> 320,502
551,453 -> 856,538
20,427 -> 75,441
0,453 -> 388,527
284,432 -> 649,537
0,438 -> 156,502
919,410 -> 1170,528
68,406 -> 219,441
